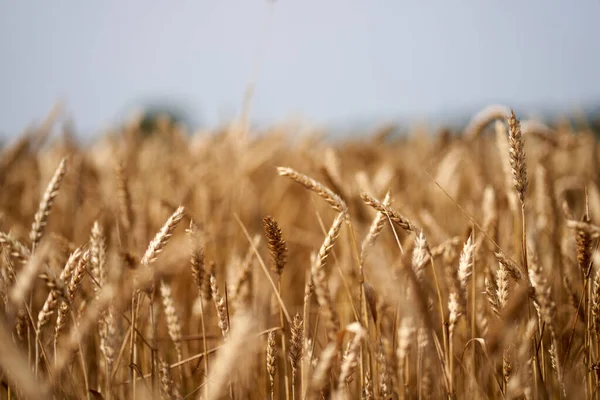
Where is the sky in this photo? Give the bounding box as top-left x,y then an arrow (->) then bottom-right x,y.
1,1 -> 600,137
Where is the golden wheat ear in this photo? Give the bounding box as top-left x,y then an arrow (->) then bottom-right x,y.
277,166 -> 347,213
30,156 -> 68,253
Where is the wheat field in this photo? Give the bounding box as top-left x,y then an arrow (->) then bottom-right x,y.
0,105 -> 599,399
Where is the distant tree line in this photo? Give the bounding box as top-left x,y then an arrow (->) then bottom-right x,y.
129,98 -> 197,136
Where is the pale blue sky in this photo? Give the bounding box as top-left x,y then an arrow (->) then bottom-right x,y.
1,1 -> 599,136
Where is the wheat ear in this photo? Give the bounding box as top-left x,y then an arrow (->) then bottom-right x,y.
359,192 -> 419,233
30,157 -> 68,252
277,166 -> 347,213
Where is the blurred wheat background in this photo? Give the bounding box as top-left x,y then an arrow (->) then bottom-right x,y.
1,1 -> 600,400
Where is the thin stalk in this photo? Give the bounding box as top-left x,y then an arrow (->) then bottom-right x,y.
301,270 -> 311,400
54,319 -> 60,365
199,296 -> 209,399
70,309 -> 90,400
111,324 -> 132,382
221,286 -> 234,400
30,287 -> 34,374
417,346 -> 423,400
401,352 -> 407,400
35,331 -> 40,375
429,257 -> 448,369
347,219 -> 369,393
512,210 -> 521,277
588,275 -> 594,398
470,234 -> 476,390
150,291 -> 158,396
449,329 -> 454,395
278,279 -> 291,400
105,361 -> 111,400
595,334 -> 599,396
28,320 -> 32,371
130,294 -> 141,399
123,327 -> 282,386
14,299 -> 50,381
521,205 -> 528,274
519,199 -> 541,397
564,242 -> 598,361
540,336 -> 546,382
303,314 -> 320,400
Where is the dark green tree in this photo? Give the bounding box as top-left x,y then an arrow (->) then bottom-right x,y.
124,97 -> 198,136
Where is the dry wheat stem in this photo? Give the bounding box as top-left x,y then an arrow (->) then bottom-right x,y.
187,220 -> 209,397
